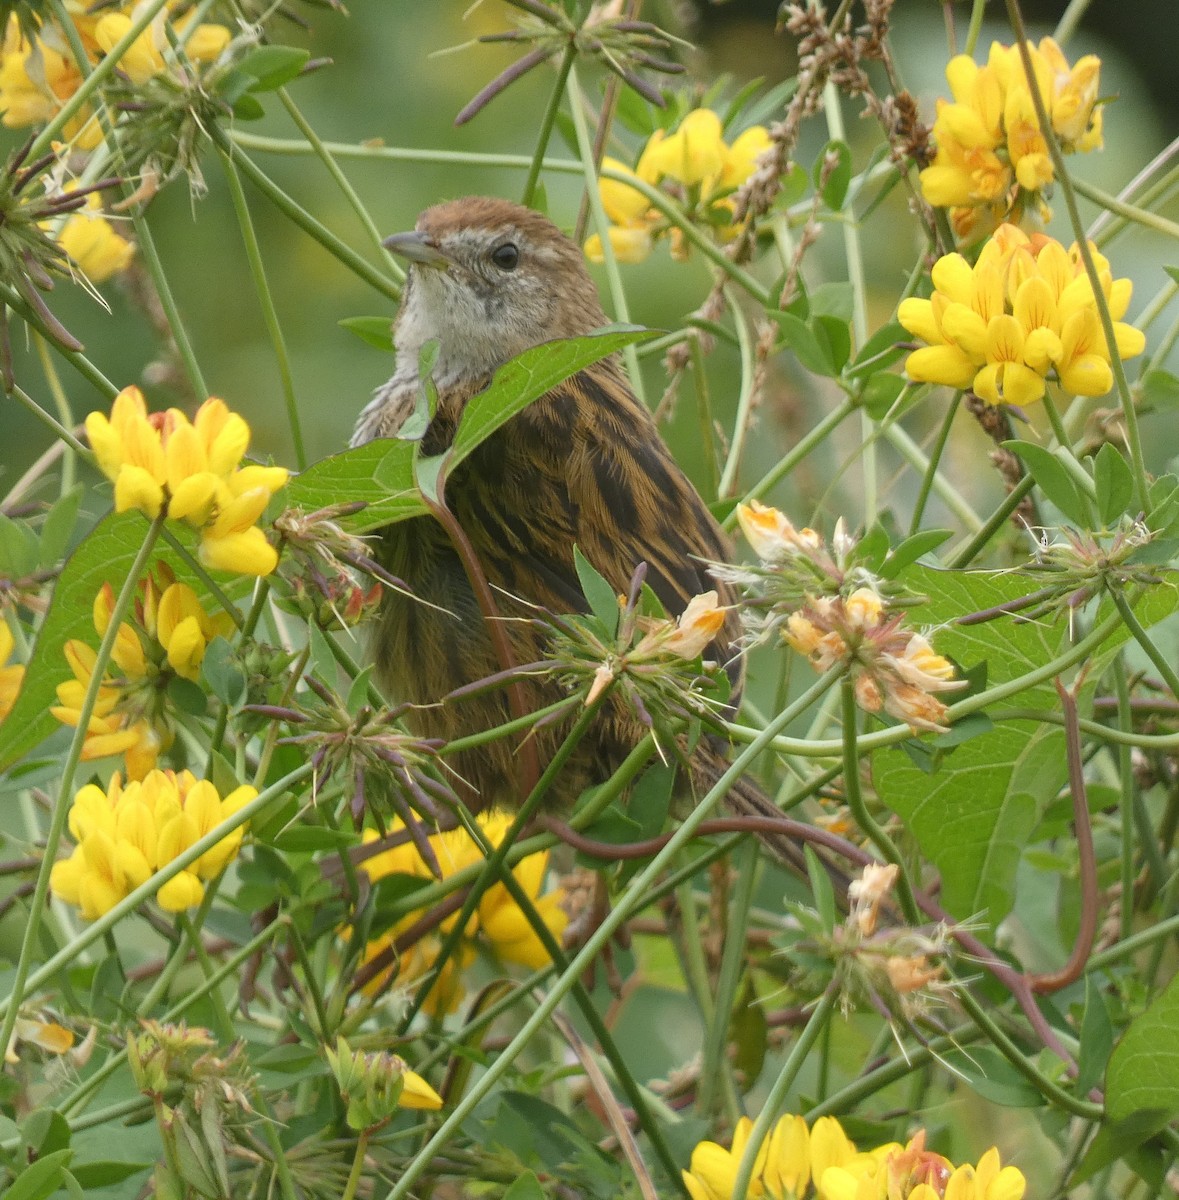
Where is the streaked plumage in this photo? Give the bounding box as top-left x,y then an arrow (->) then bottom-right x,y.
354,197 -> 790,849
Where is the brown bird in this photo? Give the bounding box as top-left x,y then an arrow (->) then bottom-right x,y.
353,195 -> 798,862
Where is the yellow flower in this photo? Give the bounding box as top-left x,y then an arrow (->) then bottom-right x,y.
359,812 -> 567,1013
920,38 -> 1104,237
644,108 -> 727,186
93,11 -> 231,87
0,621 -> 24,723
85,389 -> 287,576
56,195 -> 135,283
899,224 -> 1144,404
585,111 -> 771,264
51,567 -> 233,777
683,1117 -> 768,1200
599,156 -> 653,225
584,224 -> 654,265
50,768 -> 253,919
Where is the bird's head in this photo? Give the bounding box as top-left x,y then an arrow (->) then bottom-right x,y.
385,196 -> 610,379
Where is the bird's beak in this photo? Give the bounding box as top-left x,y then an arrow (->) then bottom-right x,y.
382,230 -> 450,270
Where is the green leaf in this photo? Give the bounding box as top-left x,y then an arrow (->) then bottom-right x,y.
809,282 -> 854,322
813,315 -> 851,374
937,1047 -> 1044,1107
729,976 -> 768,1087
1093,442 -> 1135,525
1075,976 -> 1113,1096
1070,1110 -> 1172,1187
288,329 -> 656,535
1141,367 -> 1179,409
230,93 -> 265,120
69,1161 -> 153,1188
201,636 -> 247,709
5,1150 -> 73,1200
236,45 -> 311,92
166,675 -> 207,717
1106,968 -> 1179,1122
772,311 -> 834,376
286,440 -> 421,534
847,320 -> 907,376
0,512 -> 245,772
1002,439 -> 1090,527
814,139 -> 852,209
338,316 -> 394,352
879,529 -> 952,579
872,567 -> 1069,925
273,826 -> 360,854
860,372 -> 906,420
0,512 -> 39,577
502,1172 -> 546,1200
448,326 -> 657,465
38,486 -> 82,568
573,544 -> 619,637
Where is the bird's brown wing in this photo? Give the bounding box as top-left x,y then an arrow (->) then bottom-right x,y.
451,358 -> 742,688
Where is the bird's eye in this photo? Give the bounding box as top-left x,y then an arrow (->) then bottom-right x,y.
490,242 -> 520,271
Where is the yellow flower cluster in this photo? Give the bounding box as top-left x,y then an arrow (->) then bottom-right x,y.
0,4 -> 230,149
360,812 -> 568,1015
735,502 -> 964,732
684,1112 -> 1025,1200
920,38 -> 1103,241
50,768 -> 254,919
86,388 -> 288,576
586,108 -> 772,263
51,567 -> 235,778
899,223 -> 1145,406
0,621 -> 23,724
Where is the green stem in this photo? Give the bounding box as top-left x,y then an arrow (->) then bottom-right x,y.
1006,0 -> 1150,516
341,1129 -> 371,1200
278,88 -> 396,276
1111,589 -> 1179,699
380,673 -> 839,1200
0,283 -> 118,397
963,0 -> 987,56
718,285 -> 755,497
211,127 -> 401,302
399,695 -> 610,1029
1114,661 -> 1136,940
130,211 -> 207,400
522,44 -> 576,207
946,474 -> 1035,568
731,988 -> 839,1200
954,985 -> 1102,1118
909,392 -> 961,535
725,397 -> 856,526
700,840 -> 758,1119
1071,178 -> 1179,243
218,149 -> 306,469
10,385 -> 91,457
840,679 -> 918,922
0,510 -> 164,1059
566,65 -> 644,407
35,336 -> 76,494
